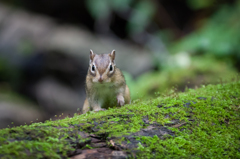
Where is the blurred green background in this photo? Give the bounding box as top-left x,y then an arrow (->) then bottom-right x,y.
0,0 -> 239,128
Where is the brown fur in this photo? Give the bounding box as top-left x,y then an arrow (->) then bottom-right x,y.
124,85 -> 131,104
94,54 -> 110,74
82,50 -> 131,114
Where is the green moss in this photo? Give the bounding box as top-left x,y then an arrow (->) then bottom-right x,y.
135,81 -> 240,158
0,79 -> 240,158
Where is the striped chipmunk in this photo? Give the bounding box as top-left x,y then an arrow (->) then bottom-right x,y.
82,50 -> 131,113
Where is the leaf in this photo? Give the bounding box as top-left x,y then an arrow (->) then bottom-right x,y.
85,0 -> 110,19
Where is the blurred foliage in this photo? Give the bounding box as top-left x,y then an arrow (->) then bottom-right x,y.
125,54 -> 238,100
85,0 -> 155,35
85,0 -> 240,73
171,1 -> 240,60
186,0 -> 216,10
86,0 -> 133,19
0,57 -> 21,88
0,0 -> 239,102
86,0 -> 112,20
127,0 -> 155,35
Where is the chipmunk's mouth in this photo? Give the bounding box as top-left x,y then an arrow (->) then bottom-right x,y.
92,80 -> 104,84
98,76 -> 103,83
92,78 -> 111,83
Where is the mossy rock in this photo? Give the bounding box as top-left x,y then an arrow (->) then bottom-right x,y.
0,79 -> 240,158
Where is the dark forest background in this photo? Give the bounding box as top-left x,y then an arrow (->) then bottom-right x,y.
0,0 -> 239,128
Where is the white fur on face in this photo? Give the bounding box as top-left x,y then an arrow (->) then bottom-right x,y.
90,54 -> 116,83
90,62 -> 96,74
108,62 -> 114,74
92,69 -> 99,82
92,65 -> 112,83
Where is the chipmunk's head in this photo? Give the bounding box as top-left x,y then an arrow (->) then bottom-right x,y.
88,50 -> 116,83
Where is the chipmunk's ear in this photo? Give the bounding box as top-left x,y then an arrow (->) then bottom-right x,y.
109,50 -> 115,63
89,49 -> 95,62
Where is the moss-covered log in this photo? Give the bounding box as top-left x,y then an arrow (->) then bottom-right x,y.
0,80 -> 240,158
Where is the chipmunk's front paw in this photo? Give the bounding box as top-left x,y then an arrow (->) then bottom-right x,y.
117,95 -> 125,106
94,108 -> 106,112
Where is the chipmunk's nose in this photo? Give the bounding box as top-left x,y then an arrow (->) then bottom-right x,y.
98,76 -> 103,83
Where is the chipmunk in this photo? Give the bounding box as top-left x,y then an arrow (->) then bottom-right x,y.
82,50 -> 131,114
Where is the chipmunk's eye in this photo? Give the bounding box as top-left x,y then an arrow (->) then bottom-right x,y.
109,64 -> 113,72
92,65 -> 95,72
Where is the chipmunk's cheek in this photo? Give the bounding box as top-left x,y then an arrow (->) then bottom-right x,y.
92,78 -> 98,83
105,78 -> 111,82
